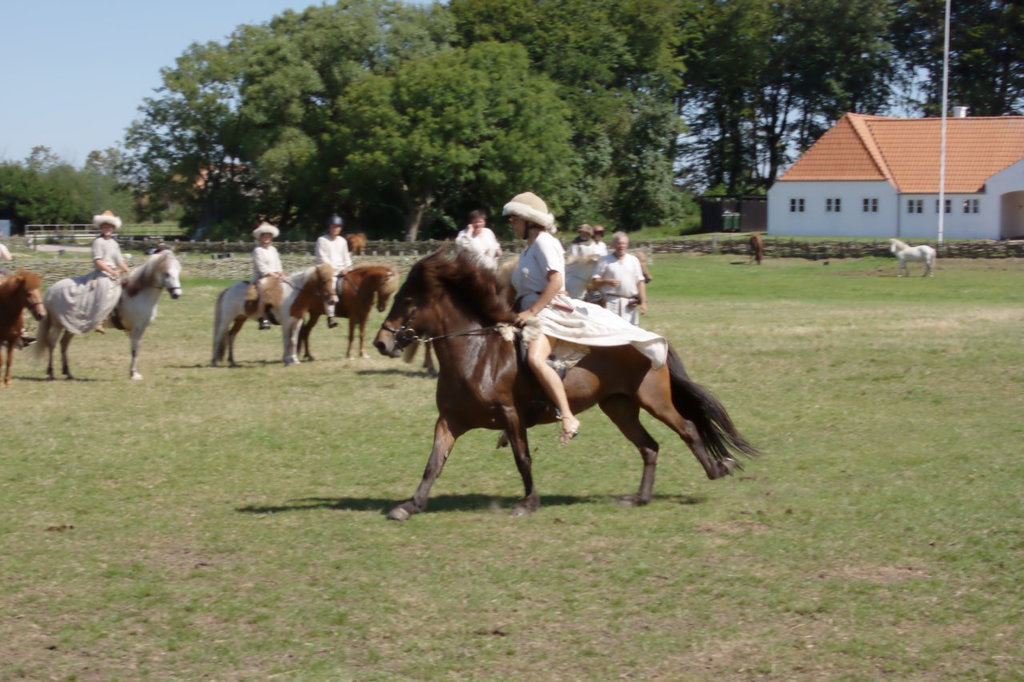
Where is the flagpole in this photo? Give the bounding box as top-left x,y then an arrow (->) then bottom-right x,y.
938,0 -> 951,246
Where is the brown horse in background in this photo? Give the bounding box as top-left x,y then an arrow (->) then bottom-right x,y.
0,269 -> 45,385
748,233 -> 764,264
345,233 -> 368,256
373,251 -> 758,520
298,262 -> 398,360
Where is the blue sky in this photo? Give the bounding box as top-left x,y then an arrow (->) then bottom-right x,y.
0,2 -> 329,166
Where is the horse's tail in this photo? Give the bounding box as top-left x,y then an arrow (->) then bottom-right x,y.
666,348 -> 759,464
31,314 -> 53,360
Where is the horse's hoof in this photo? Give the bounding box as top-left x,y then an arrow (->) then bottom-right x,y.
130,372 -> 143,381
509,504 -> 534,517
360,352 -> 370,359
387,506 -> 411,521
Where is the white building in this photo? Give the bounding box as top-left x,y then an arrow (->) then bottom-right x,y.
767,113 -> 1024,240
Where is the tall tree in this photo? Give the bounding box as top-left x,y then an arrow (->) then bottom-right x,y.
337,42 -> 574,240
891,0 -> 1024,116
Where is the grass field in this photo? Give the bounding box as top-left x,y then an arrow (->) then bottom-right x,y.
2,253 -> 1023,680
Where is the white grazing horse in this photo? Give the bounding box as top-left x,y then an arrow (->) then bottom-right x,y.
35,249 -> 183,380
211,263 -> 337,367
889,239 -> 936,277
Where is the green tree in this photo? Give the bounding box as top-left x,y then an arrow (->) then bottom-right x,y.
891,0 -> 1024,116
337,42 -> 574,240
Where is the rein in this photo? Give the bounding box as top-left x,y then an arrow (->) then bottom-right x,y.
379,306 -> 503,347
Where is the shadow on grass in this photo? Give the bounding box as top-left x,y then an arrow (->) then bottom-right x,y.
235,492 -> 707,516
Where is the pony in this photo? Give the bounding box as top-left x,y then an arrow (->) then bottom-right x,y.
297,262 -> 398,360
889,239 -> 936,277
748,233 -> 764,265
0,269 -> 45,385
35,250 -> 183,381
373,251 -> 758,521
345,233 -> 368,256
211,263 -> 337,367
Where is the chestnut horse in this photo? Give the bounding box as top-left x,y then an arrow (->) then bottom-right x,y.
212,263 -> 337,367
373,251 -> 757,520
297,263 -> 398,360
748,233 -> 764,264
0,269 -> 45,385
345,233 -> 367,256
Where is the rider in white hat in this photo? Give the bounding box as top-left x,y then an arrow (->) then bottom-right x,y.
250,221 -> 284,329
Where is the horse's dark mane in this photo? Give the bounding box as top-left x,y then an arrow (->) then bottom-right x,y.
412,251 -> 515,325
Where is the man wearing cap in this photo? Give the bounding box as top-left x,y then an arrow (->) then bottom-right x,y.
565,224 -> 603,298
250,222 -> 284,330
315,214 -> 352,328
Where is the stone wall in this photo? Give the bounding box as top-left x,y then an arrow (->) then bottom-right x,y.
6,235 -> 1021,285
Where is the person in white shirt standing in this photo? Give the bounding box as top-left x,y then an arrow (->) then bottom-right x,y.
592,231 -> 647,325
315,214 -> 353,328
455,209 -> 502,269
565,224 -> 604,298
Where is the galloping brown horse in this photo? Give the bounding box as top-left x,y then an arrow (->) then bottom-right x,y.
298,263 -> 398,360
373,251 -> 757,520
0,269 -> 45,385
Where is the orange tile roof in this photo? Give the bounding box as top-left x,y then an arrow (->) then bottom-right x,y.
777,113 -> 1024,193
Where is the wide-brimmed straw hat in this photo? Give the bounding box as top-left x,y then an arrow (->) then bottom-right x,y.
502,192 -> 556,234
93,210 -> 122,230
576,224 -> 594,236
252,222 -> 280,239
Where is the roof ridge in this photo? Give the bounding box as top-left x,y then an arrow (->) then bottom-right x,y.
846,113 -> 894,184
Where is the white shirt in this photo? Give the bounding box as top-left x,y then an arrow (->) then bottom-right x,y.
252,244 -> 283,280
91,236 -> 126,272
511,231 -> 565,311
594,252 -> 645,323
594,252 -> 645,298
565,238 -> 605,298
455,226 -> 502,267
315,234 -> 352,275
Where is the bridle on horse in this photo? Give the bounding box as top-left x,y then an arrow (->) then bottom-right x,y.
379,305 -> 503,350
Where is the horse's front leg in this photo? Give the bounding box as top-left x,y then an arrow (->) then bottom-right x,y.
129,327 -> 144,380
2,344 -> 12,386
345,319 -> 355,359
357,317 -> 369,359
388,416 -> 462,521
504,413 -> 539,516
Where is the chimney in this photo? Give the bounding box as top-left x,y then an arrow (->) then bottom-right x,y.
952,106 -> 969,118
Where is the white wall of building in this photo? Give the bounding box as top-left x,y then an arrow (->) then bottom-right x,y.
767,180 -> 896,237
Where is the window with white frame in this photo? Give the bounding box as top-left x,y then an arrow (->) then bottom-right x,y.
907,199 -> 923,214
862,198 -> 878,212
789,197 -> 805,213
826,197 -> 841,212
934,199 -> 951,213
962,199 -> 979,214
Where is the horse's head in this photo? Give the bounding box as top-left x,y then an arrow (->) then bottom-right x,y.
315,263 -> 339,315
19,270 -> 46,321
161,253 -> 183,299
374,255 -> 437,358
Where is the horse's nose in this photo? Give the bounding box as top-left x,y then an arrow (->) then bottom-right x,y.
372,331 -> 390,356
170,289 -> 182,299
